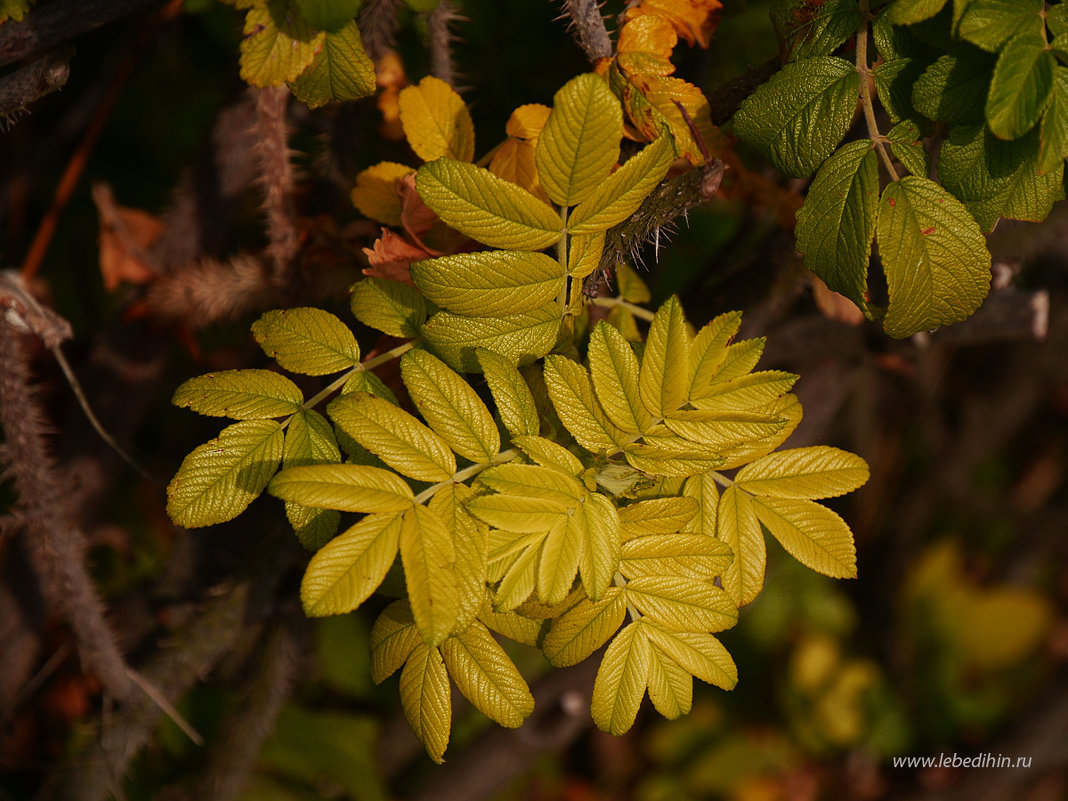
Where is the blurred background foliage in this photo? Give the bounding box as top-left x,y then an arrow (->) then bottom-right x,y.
1,1 -> 1066,800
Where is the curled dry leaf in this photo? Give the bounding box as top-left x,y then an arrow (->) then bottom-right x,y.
93,182 -> 163,291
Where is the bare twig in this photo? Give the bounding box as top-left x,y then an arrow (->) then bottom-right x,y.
559,0 -> 613,62
0,47 -> 73,120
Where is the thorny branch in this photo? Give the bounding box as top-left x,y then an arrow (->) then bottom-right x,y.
0,47 -> 72,121
252,86 -> 300,283
428,0 -> 461,87
560,0 -> 613,63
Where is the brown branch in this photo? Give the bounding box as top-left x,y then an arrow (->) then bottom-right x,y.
0,46 -> 72,119
594,161 -> 726,284
0,0 -> 163,68
560,0 -> 613,63
252,86 -> 300,284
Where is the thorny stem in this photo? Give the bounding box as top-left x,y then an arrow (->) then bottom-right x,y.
857,0 -> 899,180
414,447 -> 519,504
560,0 -> 613,63
590,295 -> 656,322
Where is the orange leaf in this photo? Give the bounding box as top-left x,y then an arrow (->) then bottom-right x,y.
618,14 -> 678,64
352,162 -> 413,226
362,228 -> 433,284
398,173 -> 439,239
92,182 -> 161,291
626,0 -> 723,48
488,104 -> 552,202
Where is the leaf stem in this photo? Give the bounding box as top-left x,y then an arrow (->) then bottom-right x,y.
282,339 -> 419,430
857,0 -> 899,180
413,447 -> 519,504
557,205 -> 570,310
589,295 -> 656,322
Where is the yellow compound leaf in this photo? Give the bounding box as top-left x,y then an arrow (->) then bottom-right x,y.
542,587 -> 627,667
734,446 -> 870,499
399,75 -> 475,162
441,621 -> 535,728
401,505 -> 461,645
370,601 -> 420,683
749,496 -> 858,579
716,485 -> 765,606
591,621 -> 651,735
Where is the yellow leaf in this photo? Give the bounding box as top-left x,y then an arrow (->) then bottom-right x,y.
399,643 -> 451,762
351,162 -> 413,226
401,505 -> 461,645
370,601 -> 420,683
544,355 -> 630,453
542,588 -> 627,667
441,621 -> 535,728
240,3 -> 323,87
588,320 -> 652,435
536,73 -> 623,207
506,103 -> 552,138
591,621 -> 651,735
749,496 -> 857,579
734,446 -> 870,499
639,296 -> 691,418
716,485 -> 765,606
399,75 -> 475,162
429,484 -> 487,635
568,233 -> 605,280
625,0 -> 723,48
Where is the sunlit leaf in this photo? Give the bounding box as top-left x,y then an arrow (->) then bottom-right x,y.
172,369 -> 303,419
716,485 -> 765,606
591,621 -> 650,735
749,495 -> 858,579
734,446 -> 870,499
268,463 -> 414,512
399,643 -> 450,762
252,307 -> 361,376
441,621 -> 534,728
422,305 -> 562,374
476,349 -> 541,437
410,251 -> 564,317
401,505 -> 460,645
350,277 -> 428,338
399,75 -> 475,162
290,21 -> 376,108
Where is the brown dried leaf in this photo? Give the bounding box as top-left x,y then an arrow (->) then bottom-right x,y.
92,183 -> 162,291
362,228 -> 433,284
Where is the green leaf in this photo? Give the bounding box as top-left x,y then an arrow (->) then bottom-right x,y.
912,45 -> 995,125
871,58 -> 928,127
410,251 -> 564,317
172,369 -> 303,419
542,588 -> 626,667
292,0 -> 360,30
399,75 -> 475,163
887,0 -> 949,25
985,31 -> 1055,139
167,420 -> 284,528
328,393 -> 455,482
282,410 -> 342,550
1039,67 -> 1068,173
588,321 -> 651,435
538,518 -> 582,604
349,277 -> 428,338
544,355 -> 629,453
441,621 -> 534,728
732,56 -> 860,178
735,446 -> 870,499
476,348 -> 540,437
886,120 -> 931,178
268,463 -> 415,512
591,621 -> 650,735
795,140 -> 880,311
370,601 -> 420,683
639,297 -> 690,419
716,485 -> 765,606
876,176 -> 991,337
958,0 -> 1044,52
240,2 -> 323,87
618,497 -> 698,538
645,633 -> 692,719
429,484 -> 486,635
399,643 -> 451,763
771,0 -> 864,62
253,307 -> 361,375
290,21 -> 376,108
401,505 -> 460,645
422,305 -> 562,374
401,349 -> 500,464
301,513 -> 403,616
536,73 -> 623,207
625,576 -> 738,633
643,623 -> 738,690
511,435 -> 585,475
416,159 -> 562,250
1050,4 -> 1068,38
749,496 -> 858,578
578,491 -> 622,600
566,133 -> 675,234
939,123 -> 1065,231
